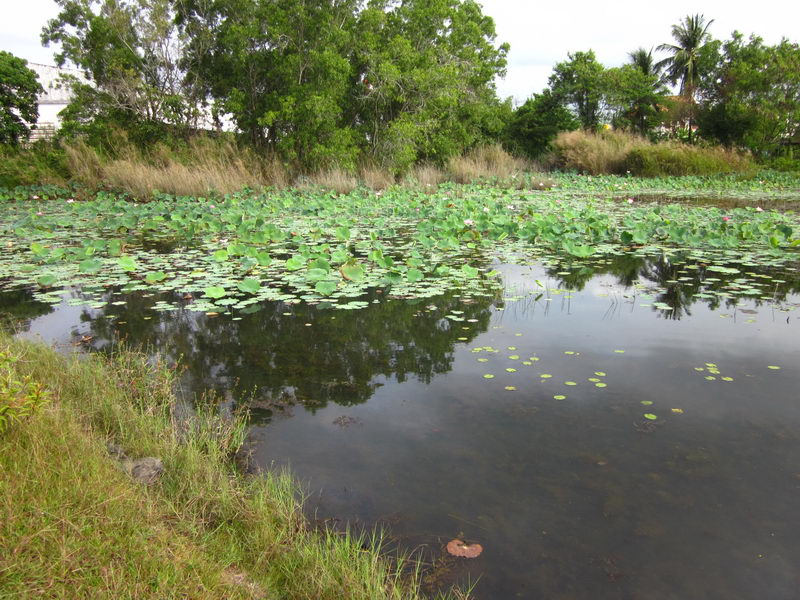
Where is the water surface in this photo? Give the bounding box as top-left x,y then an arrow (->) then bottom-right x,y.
5,252 -> 800,599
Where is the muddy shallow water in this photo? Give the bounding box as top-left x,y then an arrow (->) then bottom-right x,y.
4,253 -> 800,599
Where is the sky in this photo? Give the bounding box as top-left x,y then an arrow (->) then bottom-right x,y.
2,0 -> 799,105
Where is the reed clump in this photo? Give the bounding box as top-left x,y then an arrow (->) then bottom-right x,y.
65,135 -> 289,197
299,168 -> 360,195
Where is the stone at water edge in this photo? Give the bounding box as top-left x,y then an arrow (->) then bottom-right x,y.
122,457 -> 164,485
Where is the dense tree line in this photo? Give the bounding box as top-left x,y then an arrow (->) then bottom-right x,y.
512,15 -> 800,161
0,6 -> 798,170
37,0 -> 509,171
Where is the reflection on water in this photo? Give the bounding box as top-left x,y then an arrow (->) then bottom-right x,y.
3,253 -> 800,599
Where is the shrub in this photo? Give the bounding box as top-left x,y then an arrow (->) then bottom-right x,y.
0,351 -> 49,434
0,141 -> 69,187
625,144 -> 754,176
551,129 -> 646,175
767,156 -> 800,173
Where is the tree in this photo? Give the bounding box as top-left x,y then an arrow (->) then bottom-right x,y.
629,47 -> 661,80
42,0 -> 205,144
353,0 -> 509,170
505,89 -> 579,158
177,0 -> 363,167
698,33 -> 800,156
656,14 -> 716,141
604,50 -> 667,135
0,52 -> 43,145
178,0 -> 509,171
548,50 -> 606,129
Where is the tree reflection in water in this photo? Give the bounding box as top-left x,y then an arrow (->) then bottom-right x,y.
78,289 -> 498,418
544,252 -> 800,320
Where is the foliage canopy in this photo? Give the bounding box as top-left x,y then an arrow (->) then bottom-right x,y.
0,52 -> 43,145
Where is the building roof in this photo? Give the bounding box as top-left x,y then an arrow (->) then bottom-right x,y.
28,62 -> 86,105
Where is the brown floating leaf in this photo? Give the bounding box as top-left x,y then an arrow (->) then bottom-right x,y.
446,539 -> 483,558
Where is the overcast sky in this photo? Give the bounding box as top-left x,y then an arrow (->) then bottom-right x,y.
3,0 -> 798,105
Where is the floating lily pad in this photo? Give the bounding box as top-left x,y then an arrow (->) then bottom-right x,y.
36,274 -> 57,287
340,261 -> 365,281
237,278 -> 261,294
145,271 -> 167,284
446,539 -> 483,558
315,280 -> 337,296
203,286 -> 227,299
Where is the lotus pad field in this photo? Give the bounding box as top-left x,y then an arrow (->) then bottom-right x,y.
1,178 -> 799,315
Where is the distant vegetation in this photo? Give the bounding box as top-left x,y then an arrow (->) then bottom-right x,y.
0,4 -> 798,189
551,130 -> 754,176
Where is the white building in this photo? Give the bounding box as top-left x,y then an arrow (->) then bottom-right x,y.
26,61 -> 234,138
28,62 -> 85,139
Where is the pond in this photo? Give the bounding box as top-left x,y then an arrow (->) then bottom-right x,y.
5,249 -> 800,599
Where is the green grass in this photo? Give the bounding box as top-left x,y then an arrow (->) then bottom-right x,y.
0,334 -> 467,600
624,143 -> 754,177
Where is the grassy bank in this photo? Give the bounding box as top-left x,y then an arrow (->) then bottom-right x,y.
2,137 -> 552,197
0,334 -> 466,599
2,130 -> 792,198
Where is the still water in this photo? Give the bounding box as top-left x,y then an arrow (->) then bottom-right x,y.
4,252 -> 800,599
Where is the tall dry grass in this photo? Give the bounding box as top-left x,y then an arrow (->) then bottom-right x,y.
403,164 -> 446,190
58,136 -> 561,197
360,165 -> 396,190
446,144 -> 528,184
65,136 -> 289,197
551,130 -> 645,175
299,168 -> 360,194
551,129 -> 755,176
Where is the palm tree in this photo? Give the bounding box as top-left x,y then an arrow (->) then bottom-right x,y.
656,14 -> 715,142
623,48 -> 667,135
629,48 -> 661,80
